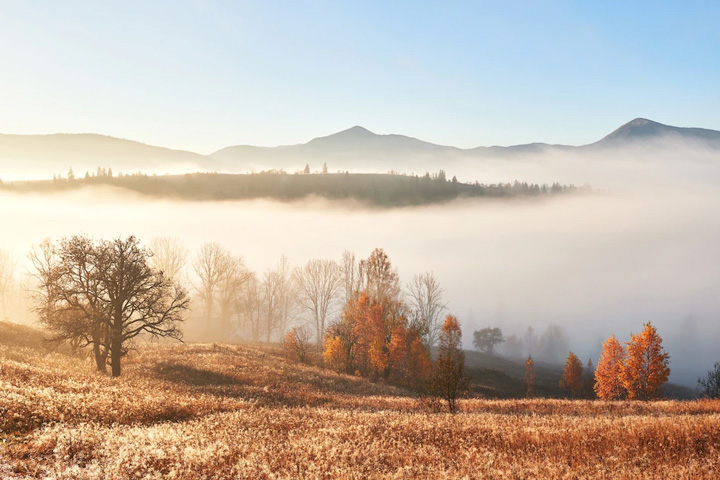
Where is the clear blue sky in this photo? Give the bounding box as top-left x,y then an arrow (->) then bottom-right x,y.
1,1 -> 718,153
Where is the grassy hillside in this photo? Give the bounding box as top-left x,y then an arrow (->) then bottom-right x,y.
464,349 -> 565,398
1,321 -> 719,479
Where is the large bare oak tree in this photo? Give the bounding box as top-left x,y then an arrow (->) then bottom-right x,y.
31,235 -> 189,377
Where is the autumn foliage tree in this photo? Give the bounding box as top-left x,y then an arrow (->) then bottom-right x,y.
323,249 -> 431,390
388,325 -> 431,390
524,356 -> 535,397
324,291 -> 430,384
621,322 -> 670,400
429,315 -> 467,413
559,352 -> 583,398
594,335 -> 627,400
284,326 -> 312,364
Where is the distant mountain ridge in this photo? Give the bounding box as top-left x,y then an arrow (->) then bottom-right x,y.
1,118 -> 718,179
594,118 -> 720,145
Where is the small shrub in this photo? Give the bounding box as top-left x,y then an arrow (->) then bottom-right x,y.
284,327 -> 312,364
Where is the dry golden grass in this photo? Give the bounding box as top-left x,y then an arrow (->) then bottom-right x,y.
1,323 -> 719,479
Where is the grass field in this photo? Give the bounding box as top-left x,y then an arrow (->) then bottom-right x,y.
1,321 -> 719,479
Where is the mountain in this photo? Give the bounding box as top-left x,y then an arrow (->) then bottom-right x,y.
1,118 -> 718,179
0,133 -> 212,180
593,118 -> 720,147
213,118 -> 720,172
211,126 -> 464,173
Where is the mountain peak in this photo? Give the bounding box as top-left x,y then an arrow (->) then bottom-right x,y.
597,117 -> 720,145
345,125 -> 373,135
599,118 -> 673,143
306,125 -> 377,146
591,117 -> 720,147
624,117 -> 662,128
328,125 -> 376,138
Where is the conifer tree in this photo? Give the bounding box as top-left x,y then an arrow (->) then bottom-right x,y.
559,352 -> 583,397
594,335 -> 626,400
524,355 -> 535,397
582,358 -> 596,399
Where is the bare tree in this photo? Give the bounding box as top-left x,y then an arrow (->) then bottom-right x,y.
148,237 -> 189,282
98,236 -> 189,377
192,242 -> 231,332
698,362 -> 720,399
340,250 -> 363,303
238,274 -> 264,341
407,271 -> 447,347
262,269 -> 282,342
275,255 -> 297,337
30,236 -> 109,370
31,236 -> 189,377
261,255 -> 296,342
216,256 -> 251,338
0,249 -> 17,319
294,259 -> 342,345
360,248 -> 400,303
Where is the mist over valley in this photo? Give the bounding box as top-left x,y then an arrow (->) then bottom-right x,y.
1,118 -> 719,387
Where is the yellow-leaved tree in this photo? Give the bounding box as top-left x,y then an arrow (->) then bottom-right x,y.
594,335 -> 626,400
429,315 -> 467,413
621,322 -> 670,400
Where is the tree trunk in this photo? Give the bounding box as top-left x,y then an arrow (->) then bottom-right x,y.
110,333 -> 122,377
93,339 -> 107,373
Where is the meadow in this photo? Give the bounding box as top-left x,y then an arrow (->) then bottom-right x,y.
1,321 -> 719,479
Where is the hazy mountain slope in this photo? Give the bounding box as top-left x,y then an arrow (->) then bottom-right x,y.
211,126 -> 466,173
0,133 -> 212,179
592,118 -> 720,147
212,118 -> 720,173
2,118 -> 719,179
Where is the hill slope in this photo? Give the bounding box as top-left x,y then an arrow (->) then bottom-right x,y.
0,133 -> 212,179
2,321 -> 719,479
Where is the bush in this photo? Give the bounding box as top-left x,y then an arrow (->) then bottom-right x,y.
698,362 -> 720,399
283,327 -> 312,364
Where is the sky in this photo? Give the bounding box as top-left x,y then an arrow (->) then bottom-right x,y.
0,1 -> 719,153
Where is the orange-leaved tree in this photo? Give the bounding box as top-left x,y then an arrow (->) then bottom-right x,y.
524,355 -> 535,397
559,352 -> 584,398
621,322 -> 670,400
323,292 -> 372,374
388,325 -> 431,390
323,335 -> 348,373
429,315 -> 467,412
323,250 -> 431,389
594,335 -> 626,400
284,326 -> 312,364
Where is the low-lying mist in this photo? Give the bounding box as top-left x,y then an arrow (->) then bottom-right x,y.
1,143 -> 719,387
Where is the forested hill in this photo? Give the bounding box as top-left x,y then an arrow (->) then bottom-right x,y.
0,171 -> 588,207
